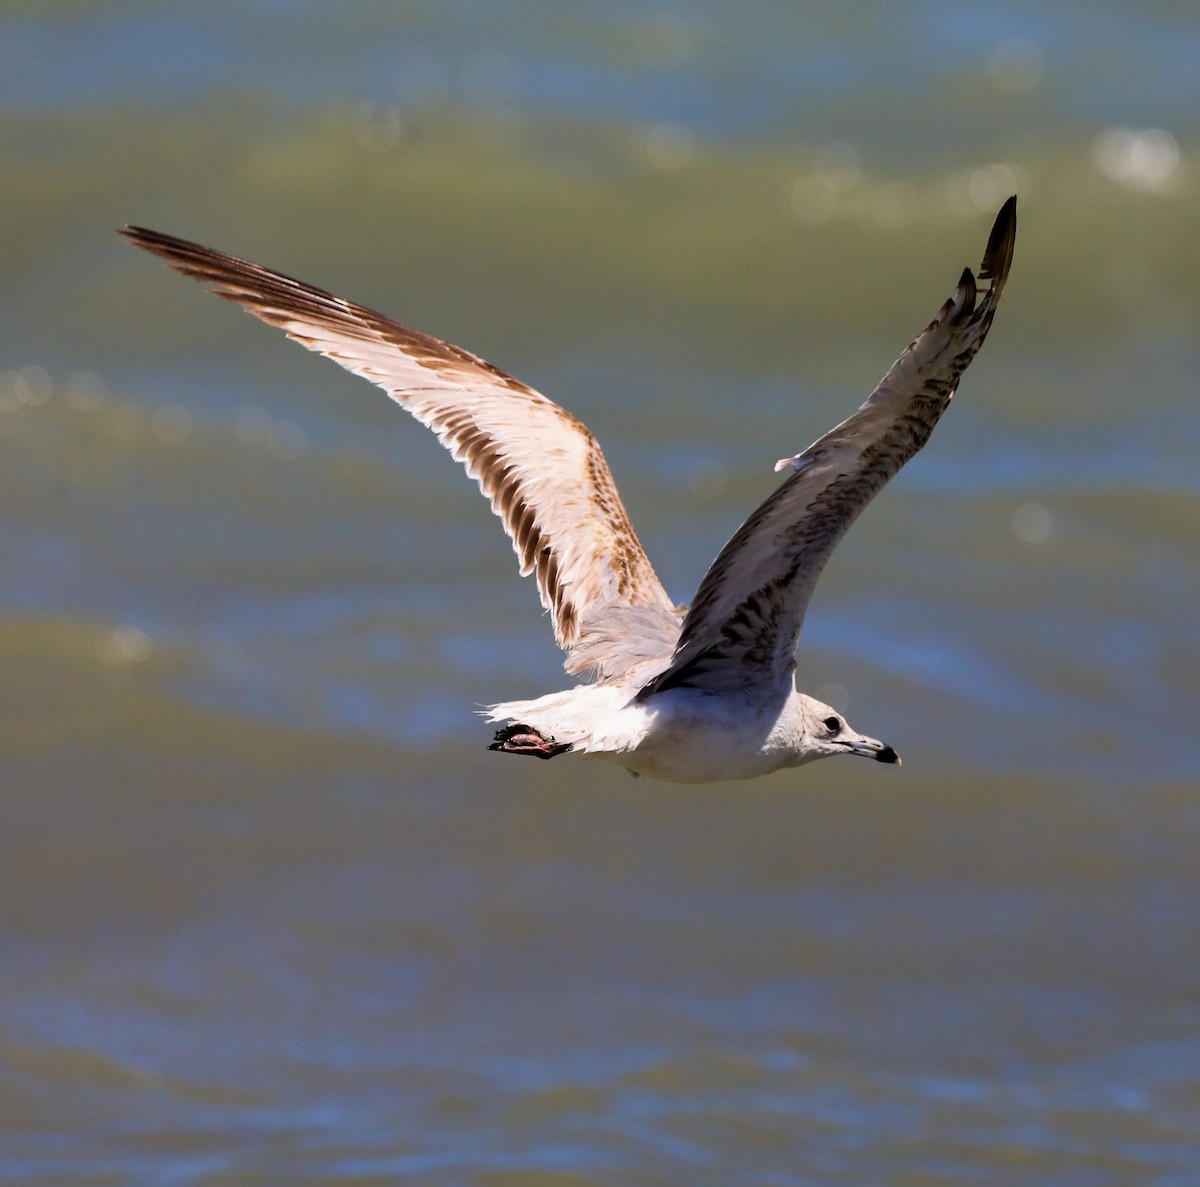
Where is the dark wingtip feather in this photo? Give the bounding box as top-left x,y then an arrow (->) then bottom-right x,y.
952,266 -> 978,321
979,195 -> 1017,284
120,224 -> 233,278
119,225 -> 192,255
120,224 -> 269,279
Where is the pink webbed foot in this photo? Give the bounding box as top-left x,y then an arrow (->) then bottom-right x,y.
488,723 -> 573,760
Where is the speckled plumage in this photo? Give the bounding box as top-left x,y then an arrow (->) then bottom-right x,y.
122,196 -> 1015,783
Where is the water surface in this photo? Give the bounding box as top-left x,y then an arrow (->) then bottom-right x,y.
2,3 -> 1199,1184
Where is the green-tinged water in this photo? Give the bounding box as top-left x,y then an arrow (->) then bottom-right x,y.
2,3 -> 1199,1183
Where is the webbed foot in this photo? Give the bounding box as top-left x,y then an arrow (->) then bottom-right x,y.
488,723 -> 573,760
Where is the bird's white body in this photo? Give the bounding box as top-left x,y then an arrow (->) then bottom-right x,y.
491,683 -> 779,782
123,197 -> 1015,783
487,682 -> 884,782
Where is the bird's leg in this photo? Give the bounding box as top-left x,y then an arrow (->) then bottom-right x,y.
488,723 -> 573,760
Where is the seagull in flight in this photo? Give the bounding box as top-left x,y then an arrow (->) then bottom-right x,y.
122,196 -> 1015,783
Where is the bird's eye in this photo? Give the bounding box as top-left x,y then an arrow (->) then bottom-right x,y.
823,716 -> 840,733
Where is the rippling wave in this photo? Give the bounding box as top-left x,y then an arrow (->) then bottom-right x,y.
3,3 -> 1199,1182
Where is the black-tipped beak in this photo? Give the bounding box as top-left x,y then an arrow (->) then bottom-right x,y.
844,737 -> 902,766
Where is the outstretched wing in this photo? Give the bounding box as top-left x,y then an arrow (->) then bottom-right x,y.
121,227 -> 681,682
641,196 -> 1017,697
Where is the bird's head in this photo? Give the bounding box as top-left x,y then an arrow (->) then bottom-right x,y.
796,694 -> 901,767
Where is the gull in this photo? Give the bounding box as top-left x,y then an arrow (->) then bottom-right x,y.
121,196 -> 1015,783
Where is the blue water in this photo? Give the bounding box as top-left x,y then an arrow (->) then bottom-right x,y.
8,2 -> 1200,138
2,3 -> 1199,1184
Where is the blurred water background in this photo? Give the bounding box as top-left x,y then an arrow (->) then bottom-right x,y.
2,2 -> 1199,1184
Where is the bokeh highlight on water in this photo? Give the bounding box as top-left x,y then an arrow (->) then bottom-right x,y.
1,3 -> 1199,1183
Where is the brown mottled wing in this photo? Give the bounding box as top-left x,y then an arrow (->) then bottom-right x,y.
120,226 -> 681,681
641,197 -> 1017,697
